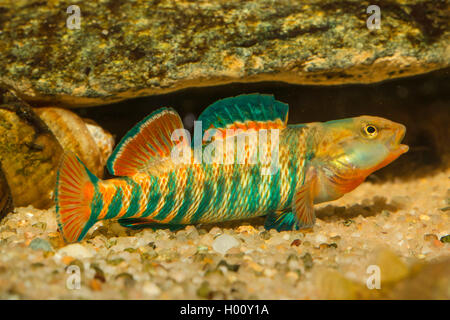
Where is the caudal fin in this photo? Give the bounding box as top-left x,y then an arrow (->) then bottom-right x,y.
55,152 -> 99,243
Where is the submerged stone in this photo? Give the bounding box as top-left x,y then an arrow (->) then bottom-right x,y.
28,238 -> 53,252
0,162 -> 13,221
0,0 -> 448,107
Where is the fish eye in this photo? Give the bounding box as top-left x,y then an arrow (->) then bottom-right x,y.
363,124 -> 378,137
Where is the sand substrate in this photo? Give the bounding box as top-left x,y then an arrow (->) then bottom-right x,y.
0,169 -> 448,299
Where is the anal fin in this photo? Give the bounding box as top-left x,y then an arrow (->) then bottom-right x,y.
118,218 -> 184,231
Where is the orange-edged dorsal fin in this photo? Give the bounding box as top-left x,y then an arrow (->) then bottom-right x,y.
197,94 -> 289,144
107,108 -> 186,176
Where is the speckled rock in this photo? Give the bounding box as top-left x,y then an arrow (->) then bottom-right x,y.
35,107 -> 114,177
0,102 -> 114,209
0,103 -> 64,208
0,162 -> 13,221
0,0 -> 448,107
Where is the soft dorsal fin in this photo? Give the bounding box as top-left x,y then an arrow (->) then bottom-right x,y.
107,108 -> 185,176
197,94 -> 289,142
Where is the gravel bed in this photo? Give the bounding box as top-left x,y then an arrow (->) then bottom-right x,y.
0,169 -> 448,299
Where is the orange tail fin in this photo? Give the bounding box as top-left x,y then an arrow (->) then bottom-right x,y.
55,152 -> 100,243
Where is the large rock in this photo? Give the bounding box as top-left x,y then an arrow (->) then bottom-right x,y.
0,103 -> 64,208
0,162 -> 13,220
0,101 -> 114,209
0,0 -> 448,107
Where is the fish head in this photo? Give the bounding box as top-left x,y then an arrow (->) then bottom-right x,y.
311,116 -> 409,202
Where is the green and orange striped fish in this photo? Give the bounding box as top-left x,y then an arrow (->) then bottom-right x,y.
55,94 -> 409,243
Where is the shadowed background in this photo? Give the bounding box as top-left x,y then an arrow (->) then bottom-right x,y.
75,67 -> 450,181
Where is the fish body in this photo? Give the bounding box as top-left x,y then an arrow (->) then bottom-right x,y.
56,94 -> 408,243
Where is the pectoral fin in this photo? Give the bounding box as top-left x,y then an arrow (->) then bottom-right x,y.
292,167 -> 317,228
264,167 -> 317,231
264,210 -> 299,231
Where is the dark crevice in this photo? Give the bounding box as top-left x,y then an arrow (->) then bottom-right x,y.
72,68 -> 449,181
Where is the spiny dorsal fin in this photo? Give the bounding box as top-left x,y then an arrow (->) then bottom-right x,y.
197,94 -> 289,143
107,108 -> 185,176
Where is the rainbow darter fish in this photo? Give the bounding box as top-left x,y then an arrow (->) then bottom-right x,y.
55,94 -> 409,243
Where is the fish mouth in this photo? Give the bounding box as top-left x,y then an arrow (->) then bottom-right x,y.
388,124 -> 409,155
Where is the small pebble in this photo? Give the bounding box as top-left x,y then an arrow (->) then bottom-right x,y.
301,253 -> 314,270
142,281 -> 161,297
58,244 -> 93,259
236,225 -> 257,234
196,281 -> 211,299
217,259 -> 240,272
90,279 -> 102,291
330,235 -> 341,241
381,210 -> 390,217
91,264 -> 106,282
315,234 -> 327,243
259,230 -> 271,240
115,273 -> 135,288
107,258 -> 125,266
290,239 -> 302,246
28,238 -> 52,252
343,219 -> 354,227
423,234 -> 438,242
212,234 -> 240,255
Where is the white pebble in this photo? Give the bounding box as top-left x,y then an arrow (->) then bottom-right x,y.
142,281 -> 161,297
315,234 -> 327,243
212,234 -> 240,255
58,243 -> 93,259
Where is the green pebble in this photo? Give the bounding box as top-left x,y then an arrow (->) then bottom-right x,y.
28,238 -> 52,252
343,219 -> 354,227
197,245 -> 209,252
31,222 -> 47,230
196,281 -> 211,299
107,258 -> 125,266
440,235 -> 450,243
259,231 -> 271,240
301,253 -> 314,270
217,259 -> 240,272
115,272 -> 135,288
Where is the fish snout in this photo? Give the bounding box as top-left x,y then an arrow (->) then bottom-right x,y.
389,123 -> 409,154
